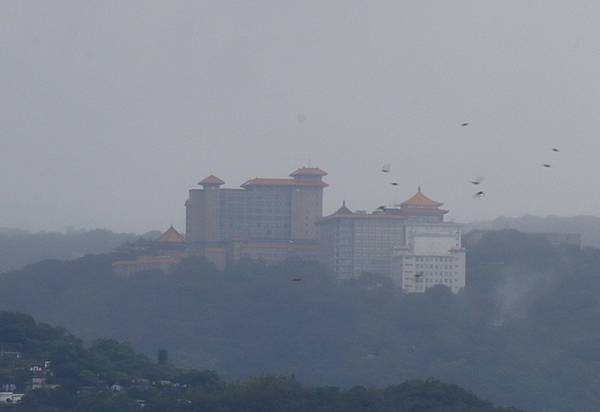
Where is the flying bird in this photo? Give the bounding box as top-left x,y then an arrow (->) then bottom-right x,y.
468,176 -> 484,185
390,182 -> 399,186
290,277 -> 302,282
552,148 -> 559,152
376,205 -> 387,212
543,164 -> 552,168
381,163 -> 391,173
473,191 -> 485,199
461,122 -> 469,127
415,272 -> 424,279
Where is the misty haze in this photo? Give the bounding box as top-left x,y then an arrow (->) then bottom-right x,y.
1,2 -> 600,412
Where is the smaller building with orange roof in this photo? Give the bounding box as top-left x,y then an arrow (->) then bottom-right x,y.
157,225 -> 185,243
112,226 -> 188,276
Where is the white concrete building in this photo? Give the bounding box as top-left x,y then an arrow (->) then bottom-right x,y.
391,222 -> 465,293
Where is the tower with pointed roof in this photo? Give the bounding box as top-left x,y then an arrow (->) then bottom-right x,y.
186,175 -> 226,243
398,187 -> 448,222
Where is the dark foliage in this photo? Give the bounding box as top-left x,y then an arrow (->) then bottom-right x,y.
1,231 -> 599,411
0,312 -> 518,412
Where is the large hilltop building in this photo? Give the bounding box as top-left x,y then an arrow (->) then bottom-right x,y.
185,167 -> 327,264
113,167 -> 466,293
319,188 -> 465,293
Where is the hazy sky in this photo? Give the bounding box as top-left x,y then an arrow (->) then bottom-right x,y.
2,1 -> 600,233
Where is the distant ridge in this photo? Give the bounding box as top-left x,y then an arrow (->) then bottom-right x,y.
0,229 -> 160,273
465,214 -> 600,248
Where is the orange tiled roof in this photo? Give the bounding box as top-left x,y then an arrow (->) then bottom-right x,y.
289,167 -> 328,177
241,178 -> 328,188
157,226 -> 185,243
400,187 -> 443,207
198,175 -> 225,186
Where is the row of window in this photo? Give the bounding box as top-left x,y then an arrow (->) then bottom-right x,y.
415,264 -> 459,270
415,256 -> 455,262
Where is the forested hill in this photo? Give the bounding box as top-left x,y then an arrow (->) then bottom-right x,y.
466,214 -> 600,247
0,230 -> 598,411
0,311 -> 520,412
0,229 -> 157,273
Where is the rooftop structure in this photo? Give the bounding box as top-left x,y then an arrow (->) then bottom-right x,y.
198,175 -> 225,186
157,226 -> 185,243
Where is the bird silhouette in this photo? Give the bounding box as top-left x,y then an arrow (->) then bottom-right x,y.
543,164 -> 552,168
376,205 -> 386,212
461,122 -> 469,127
291,278 -> 302,282
468,176 -> 484,185
391,182 -> 399,186
473,191 -> 485,198
381,163 -> 391,173
552,148 -> 559,152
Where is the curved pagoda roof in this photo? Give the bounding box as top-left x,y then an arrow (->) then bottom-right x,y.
400,187 -> 443,207
157,226 -> 185,243
198,175 -> 225,186
333,201 -> 353,215
398,187 -> 448,215
289,167 -> 328,177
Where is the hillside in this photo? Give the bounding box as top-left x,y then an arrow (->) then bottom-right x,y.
0,311 -> 519,412
0,231 -> 599,411
465,214 -> 600,247
0,229 -> 158,273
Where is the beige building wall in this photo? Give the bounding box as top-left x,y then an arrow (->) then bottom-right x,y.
291,187 -> 323,240
203,186 -> 221,242
186,189 -> 205,242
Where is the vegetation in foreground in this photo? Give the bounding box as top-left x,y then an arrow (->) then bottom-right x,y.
0,230 -> 597,411
0,311 -> 519,412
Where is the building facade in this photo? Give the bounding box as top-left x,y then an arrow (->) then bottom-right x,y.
391,222 -> 465,294
185,167 -> 327,264
319,188 -> 466,293
319,203 -> 407,278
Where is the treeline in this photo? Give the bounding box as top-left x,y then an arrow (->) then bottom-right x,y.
0,230 -> 598,411
465,214 -> 600,247
1,311 -> 520,412
21,378 -> 522,412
